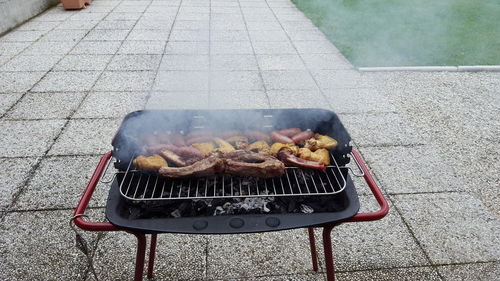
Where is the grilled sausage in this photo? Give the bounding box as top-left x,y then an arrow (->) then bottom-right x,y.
291,129 -> 314,144
277,128 -> 301,137
271,131 -> 295,144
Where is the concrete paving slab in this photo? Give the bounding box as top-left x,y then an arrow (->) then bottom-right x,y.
13,155 -> 108,210
293,40 -> 340,54
159,54 -> 209,71
211,29 -> 250,42
67,12 -> 107,22
5,92 -> 85,120
32,71 -> 101,92
437,262 -> 499,281
0,71 -> 46,93
360,145 -> 460,194
393,193 -> 500,264
261,70 -> 318,90
211,54 -> 259,71
209,90 -> 269,109
340,113 -> 425,147
0,41 -> 31,56
107,54 -> 162,71
325,88 -> 396,114
39,29 -> 88,42
311,70 -> 364,89
54,20 -> 99,30
127,29 -> 171,41
83,29 -> 130,41
0,93 -> 22,116
54,54 -> 113,71
32,10 -> 73,22
246,20 -> 284,31
0,119 -> 64,157
211,273 -> 326,281
146,91 -> 209,109
170,28 -> 209,41
211,71 -> 264,90
256,54 -> 306,70
0,210 -> 97,281
118,40 -> 167,54
336,266 -> 442,281
0,55 -> 62,72
74,91 -> 148,119
70,40 -> 122,55
17,21 -> 60,31
0,55 -> 12,66
211,41 -> 254,55
154,70 -> 209,91
253,40 -> 297,55
104,12 -> 143,21
23,40 -> 77,55
301,54 -> 353,70
207,229 -> 319,279
48,118 -> 120,155
89,232 -> 206,280
95,20 -> 136,30
267,89 -> 330,109
0,157 -> 39,209
165,41 -> 209,54
0,30 -> 47,42
174,20 -> 211,30
288,30 -> 328,42
249,30 -> 290,42
93,71 -> 156,91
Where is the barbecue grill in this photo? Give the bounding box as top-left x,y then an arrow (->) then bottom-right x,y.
73,108 -> 389,281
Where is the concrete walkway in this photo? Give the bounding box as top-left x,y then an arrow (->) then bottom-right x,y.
0,0 -> 498,280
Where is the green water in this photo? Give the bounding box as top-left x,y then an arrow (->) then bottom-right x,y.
292,0 -> 500,66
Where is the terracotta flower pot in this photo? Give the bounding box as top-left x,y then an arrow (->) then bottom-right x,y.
61,0 -> 92,10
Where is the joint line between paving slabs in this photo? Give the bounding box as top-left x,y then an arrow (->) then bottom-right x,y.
143,0 -> 184,105
237,0 -> 272,108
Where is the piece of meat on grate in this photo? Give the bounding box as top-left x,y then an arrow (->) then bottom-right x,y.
159,154 -> 225,178
224,150 -> 285,178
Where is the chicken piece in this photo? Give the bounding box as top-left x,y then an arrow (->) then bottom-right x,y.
244,130 -> 271,143
133,155 -> 168,171
160,149 -> 187,167
270,143 -> 299,156
298,148 -> 330,165
304,134 -> 338,150
213,137 -> 235,152
192,142 -> 215,156
225,136 -> 249,149
277,149 -> 325,171
245,141 -> 270,154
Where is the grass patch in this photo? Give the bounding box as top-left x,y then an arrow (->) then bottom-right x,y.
292,0 -> 500,66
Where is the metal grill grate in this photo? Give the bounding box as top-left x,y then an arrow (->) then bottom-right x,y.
117,155 -> 347,201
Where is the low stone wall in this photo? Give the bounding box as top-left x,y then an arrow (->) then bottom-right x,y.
0,0 -> 60,35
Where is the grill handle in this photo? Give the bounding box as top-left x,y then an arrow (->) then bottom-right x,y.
345,149 -> 389,222
73,152 -> 119,231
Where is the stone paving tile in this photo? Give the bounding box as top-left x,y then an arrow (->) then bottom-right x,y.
104,12 -> 143,21
170,29 -> 209,41
253,41 -> 297,55
437,262 -> 499,281
93,71 -> 156,91
74,91 -> 148,119
207,228 -> 318,279
336,267 -> 442,281
165,41 -> 209,54
5,92 -> 85,120
0,71 -> 45,93
70,40 -> 122,55
0,210 -> 97,281
48,118 -> 120,155
323,195 -> 429,271
54,20 -> 99,30
31,10 -> 73,22
159,54 -> 209,71
16,20 -> 60,31
0,93 -> 22,116
94,19 -> 137,30
0,30 -> 47,42
360,145 -> 461,194
106,54 -> 162,71
209,90 -> 269,109
211,54 -> 259,71
146,91 -> 209,109
0,55 -> 63,72
267,89 -> 330,109
154,70 -> 209,91
261,70 -> 318,90
287,29 -> 328,42
311,70 -> 365,89
246,21 -> 284,31
39,29 -> 88,42
301,54 -> 353,70
127,29 -> 171,41
210,29 -> 250,42
0,119 -> 65,157
32,71 -> 101,92
83,29 -> 130,41
0,41 -> 32,56
211,41 -> 254,55
13,156 -> 107,210
211,71 -> 264,91
174,20 -> 210,30
212,273 -> 326,281
0,157 -> 39,209
22,41 -> 77,55
66,12 -> 107,22
340,113 -> 425,147
89,233 -> 206,280
0,55 -> 12,66
249,30 -> 290,42
118,40 -> 167,54
54,54 -> 113,71
256,54 -> 306,71
294,40 -> 341,54
393,193 -> 500,264
324,88 -> 396,114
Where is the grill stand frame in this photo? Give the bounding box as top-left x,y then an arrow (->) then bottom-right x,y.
73,150 -> 388,281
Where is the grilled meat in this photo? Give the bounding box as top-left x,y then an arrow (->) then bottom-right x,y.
298,148 -> 330,165
133,155 -> 168,171
270,143 -> 299,156
224,150 -> 285,178
219,130 -> 242,139
225,136 -> 248,149
159,154 -> 225,178
192,142 -> 215,156
291,129 -> 314,144
277,128 -> 301,137
278,149 -> 325,171
304,134 -> 338,150
213,137 -> 235,152
244,130 -> 271,143
160,149 -> 187,167
245,141 -> 270,154
271,131 -> 294,144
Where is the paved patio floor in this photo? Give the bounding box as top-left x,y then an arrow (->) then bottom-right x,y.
0,0 -> 499,280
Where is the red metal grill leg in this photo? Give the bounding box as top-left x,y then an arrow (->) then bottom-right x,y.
322,225 -> 336,281
132,232 -> 147,281
147,234 -> 158,279
307,228 -> 319,272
